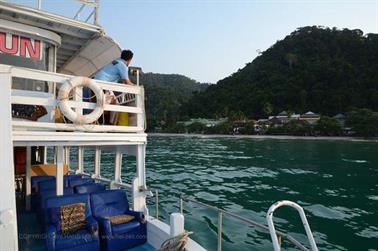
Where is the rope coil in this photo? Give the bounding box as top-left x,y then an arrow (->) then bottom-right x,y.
157,231 -> 193,251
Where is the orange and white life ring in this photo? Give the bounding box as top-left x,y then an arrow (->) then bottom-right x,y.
58,77 -> 104,124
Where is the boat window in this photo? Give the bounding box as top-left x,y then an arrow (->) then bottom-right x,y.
6,42 -> 54,92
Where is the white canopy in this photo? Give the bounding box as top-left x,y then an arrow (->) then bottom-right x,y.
0,1 -> 122,78
59,35 -> 121,77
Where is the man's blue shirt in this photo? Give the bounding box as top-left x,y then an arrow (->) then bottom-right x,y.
94,58 -> 129,82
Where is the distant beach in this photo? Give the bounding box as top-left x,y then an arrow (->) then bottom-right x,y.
149,133 -> 378,142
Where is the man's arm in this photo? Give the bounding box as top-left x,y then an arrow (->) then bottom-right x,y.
118,61 -> 135,85
121,79 -> 134,85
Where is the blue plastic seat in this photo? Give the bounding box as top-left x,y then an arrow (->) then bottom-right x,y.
54,229 -> 98,250
38,175 -> 84,191
68,178 -> 94,188
38,188 -> 73,228
74,183 -> 106,194
31,176 -> 55,211
63,174 -> 82,187
45,194 -> 100,251
34,175 -> 83,218
34,179 -> 59,215
90,190 -> 147,251
39,180 -> 57,191
111,220 -> 141,235
31,176 -> 55,193
35,175 -> 84,216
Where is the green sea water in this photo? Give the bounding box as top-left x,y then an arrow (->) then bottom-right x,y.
78,135 -> 378,251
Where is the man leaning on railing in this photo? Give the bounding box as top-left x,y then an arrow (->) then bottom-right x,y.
91,49 -> 135,125
94,50 -> 135,86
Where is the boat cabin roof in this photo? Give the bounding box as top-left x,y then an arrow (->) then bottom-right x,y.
0,1 -> 121,77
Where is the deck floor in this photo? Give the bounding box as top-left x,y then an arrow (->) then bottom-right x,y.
18,211 -> 45,251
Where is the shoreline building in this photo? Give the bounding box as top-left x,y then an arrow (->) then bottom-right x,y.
299,111 -> 320,125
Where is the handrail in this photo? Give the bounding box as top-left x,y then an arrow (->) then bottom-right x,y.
155,190 -> 159,220
144,189 -> 159,219
1,64 -> 146,133
179,194 -> 310,251
80,172 -> 133,189
1,0 -> 100,25
267,200 -> 318,251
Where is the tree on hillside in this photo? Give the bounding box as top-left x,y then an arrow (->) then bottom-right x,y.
267,120 -> 312,136
315,116 -> 342,136
135,73 -> 210,131
181,26 -> 378,119
263,102 -> 273,116
346,109 -> 378,137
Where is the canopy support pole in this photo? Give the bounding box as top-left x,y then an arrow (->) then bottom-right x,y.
93,146 -> 101,178
77,146 -> 84,174
56,146 -> 64,195
114,149 -> 122,183
0,68 -> 18,250
133,144 -> 147,213
25,146 -> 32,210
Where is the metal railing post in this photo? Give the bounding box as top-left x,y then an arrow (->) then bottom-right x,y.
93,146 -> 101,178
217,210 -> 223,251
77,146 -> 84,174
136,70 -> 140,86
37,0 -> 42,10
73,4 -> 85,20
155,190 -> 159,220
179,194 -> 183,215
94,0 -> 100,25
114,149 -> 122,183
85,10 -> 95,23
136,85 -> 144,130
64,146 -> 70,168
25,146 -> 31,210
267,200 -> 318,251
178,195 -> 310,251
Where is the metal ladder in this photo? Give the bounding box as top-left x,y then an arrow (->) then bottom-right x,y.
267,200 -> 318,251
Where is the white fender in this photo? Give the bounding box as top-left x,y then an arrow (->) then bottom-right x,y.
58,77 -> 104,124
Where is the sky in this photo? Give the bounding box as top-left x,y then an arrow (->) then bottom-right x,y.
11,0 -> 378,83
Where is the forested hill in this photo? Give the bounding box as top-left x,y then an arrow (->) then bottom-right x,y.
181,26 -> 378,119
138,73 -> 210,128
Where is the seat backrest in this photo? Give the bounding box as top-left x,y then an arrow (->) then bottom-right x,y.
38,179 -> 56,191
31,176 -> 55,192
46,194 -> 92,224
39,188 -> 73,209
90,190 -> 129,218
69,178 -> 94,188
63,174 -> 82,187
74,183 -> 106,194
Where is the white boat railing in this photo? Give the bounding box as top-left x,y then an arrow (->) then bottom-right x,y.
267,200 -> 318,251
1,64 -> 145,134
1,0 -> 100,25
61,145 -> 143,210
177,195 -> 314,251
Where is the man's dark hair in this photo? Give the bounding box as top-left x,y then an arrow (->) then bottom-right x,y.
121,50 -> 133,61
